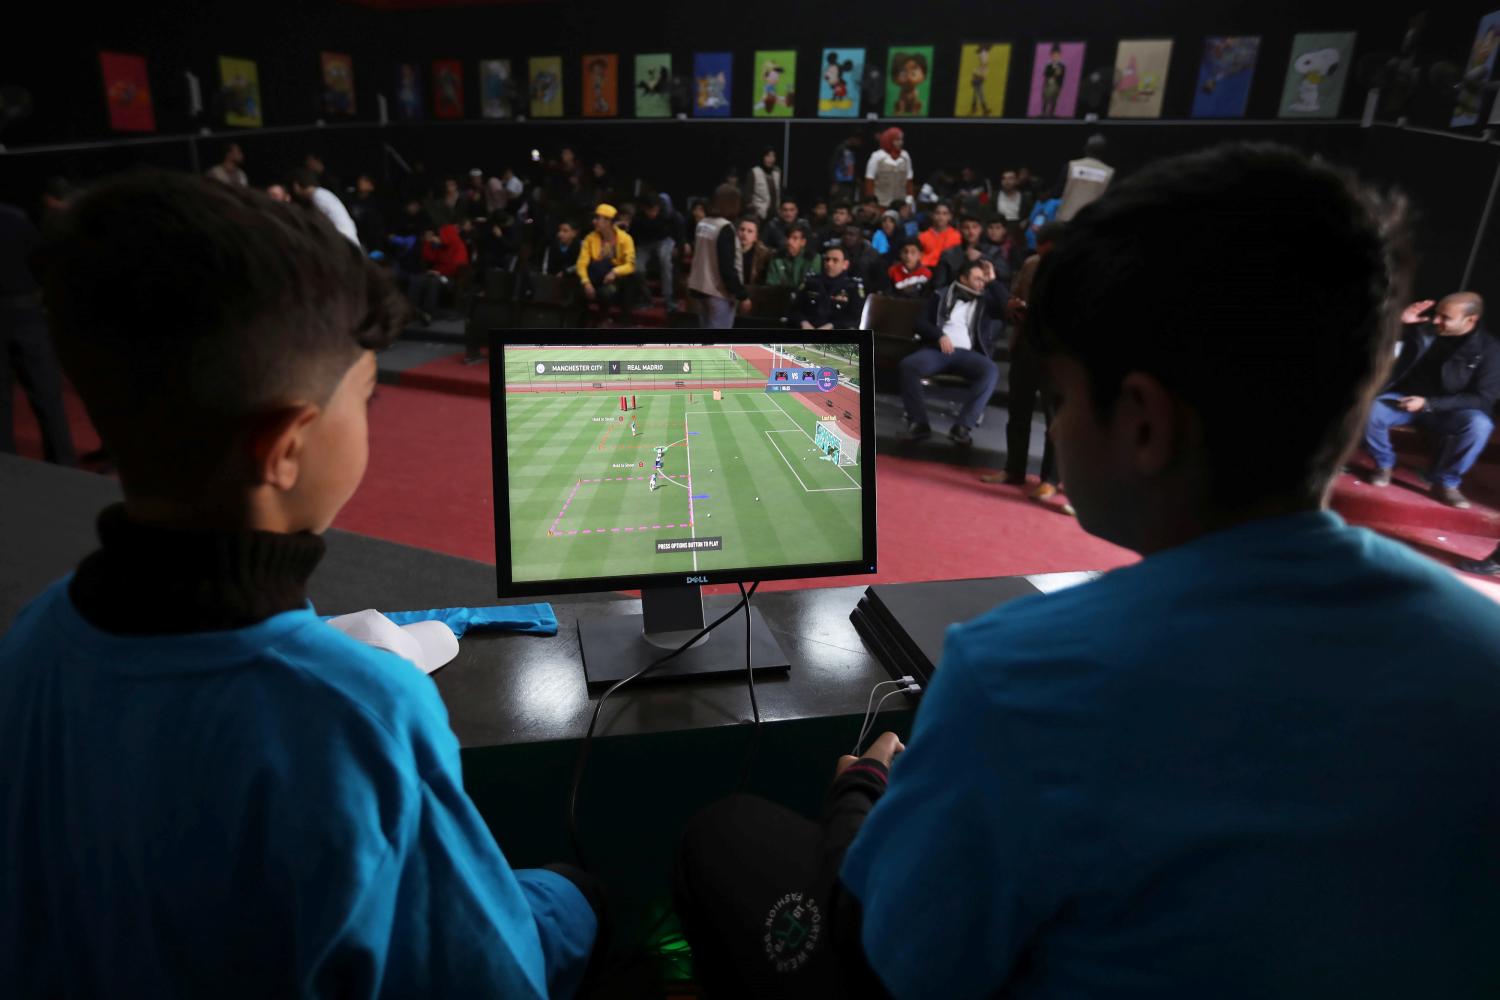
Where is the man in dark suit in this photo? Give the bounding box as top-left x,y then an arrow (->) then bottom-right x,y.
1362,293 -> 1499,508
897,258 -> 1007,446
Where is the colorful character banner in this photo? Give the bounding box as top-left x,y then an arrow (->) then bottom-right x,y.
1027,42 -> 1085,118
1109,39 -> 1172,118
395,63 -> 424,121
634,53 -> 672,117
99,52 -> 155,132
581,54 -> 618,117
885,46 -> 934,117
320,52 -> 355,116
432,60 -> 464,119
955,42 -> 1011,117
752,50 -> 796,117
218,57 -> 262,128
1454,11 -> 1500,126
529,56 -> 563,117
694,52 -> 733,117
480,59 -> 514,119
1278,32 -> 1356,119
818,48 -> 864,117
1192,36 -> 1260,118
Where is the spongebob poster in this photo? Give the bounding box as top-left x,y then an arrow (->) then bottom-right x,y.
1454,12 -> 1500,127
752,50 -> 796,117
529,56 -> 563,118
1192,36 -> 1260,118
1278,32 -> 1356,119
99,52 -> 155,133
694,52 -> 733,117
218,57 -> 262,128
954,43 -> 1011,117
634,54 -> 672,117
818,48 -> 863,117
1108,39 -> 1172,119
885,46 -> 934,117
320,52 -> 355,117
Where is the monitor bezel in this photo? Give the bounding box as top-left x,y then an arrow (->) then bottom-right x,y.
489,329 -> 878,598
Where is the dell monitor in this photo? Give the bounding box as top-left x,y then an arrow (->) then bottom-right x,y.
490,332 -> 876,686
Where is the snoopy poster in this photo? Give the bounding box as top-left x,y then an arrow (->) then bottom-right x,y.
752,50 -> 796,117
634,53 -> 672,118
885,46 -> 935,117
818,48 -> 864,117
955,43 -> 1011,117
1109,39 -> 1172,118
1278,32 -> 1356,119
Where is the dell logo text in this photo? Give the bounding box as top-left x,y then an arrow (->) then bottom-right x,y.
685,575 -> 709,584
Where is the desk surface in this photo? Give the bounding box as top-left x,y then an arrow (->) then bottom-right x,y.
2,453 -> 1069,750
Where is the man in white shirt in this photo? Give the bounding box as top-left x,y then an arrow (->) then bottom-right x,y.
205,143 -> 248,188
898,258 -> 1006,445
290,168 -> 360,247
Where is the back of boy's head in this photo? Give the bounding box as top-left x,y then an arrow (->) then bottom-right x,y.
1031,142 -> 1408,509
42,170 -> 405,503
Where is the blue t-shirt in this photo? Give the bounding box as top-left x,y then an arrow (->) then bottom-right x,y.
0,581 -> 595,998
842,512 -> 1500,999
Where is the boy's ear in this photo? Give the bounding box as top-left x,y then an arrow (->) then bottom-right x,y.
1115,372 -> 1187,479
250,404 -> 322,492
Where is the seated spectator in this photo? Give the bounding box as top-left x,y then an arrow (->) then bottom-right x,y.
932,213 -> 987,289
347,174 -> 386,253
871,210 -> 902,261
497,166 -> 525,199
767,223 -> 820,289
819,202 -> 855,253
475,212 -> 520,271
807,198 -> 831,239
422,222 -> 469,280
895,198 -> 920,239
855,194 -> 883,234
5,171 -> 603,997
982,214 -> 1024,276
541,219 -> 582,276
838,224 -> 889,294
993,168 -> 1033,224
264,183 -> 291,204
424,177 -> 462,227
614,203 -> 636,233
675,143 -> 1500,999
205,142 -> 248,187
1362,293 -> 1498,508
954,165 -> 991,214
576,203 -> 636,314
887,240 -> 933,298
899,257 -> 1005,445
303,152 -> 342,202
786,246 -> 865,330
289,167 -> 358,246
736,215 -> 773,290
632,194 -> 686,306
763,197 -> 802,251
917,200 -> 960,269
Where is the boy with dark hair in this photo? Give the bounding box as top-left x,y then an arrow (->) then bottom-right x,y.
542,218 -> 582,275
766,222 -> 820,289
1,173 -> 601,997
916,200 -> 959,268
677,143 -> 1500,998
886,240 -> 932,298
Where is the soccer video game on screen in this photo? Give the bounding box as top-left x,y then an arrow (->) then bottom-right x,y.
501,343 -> 865,583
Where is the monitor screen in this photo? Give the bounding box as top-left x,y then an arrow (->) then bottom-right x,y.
490,332 -> 877,596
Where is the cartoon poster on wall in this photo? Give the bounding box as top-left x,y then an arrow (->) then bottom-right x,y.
1454,11 -> 1500,126
635,53 -> 672,117
432,60 -> 464,119
885,46 -> 934,117
1027,42 -> 1085,118
1278,32 -> 1356,119
694,52 -> 733,117
955,43 -> 1011,117
529,56 -> 563,117
320,52 -> 355,116
752,50 -> 796,117
395,63 -> 424,121
1108,39 -> 1172,118
218,57 -> 263,127
818,48 -> 863,117
1192,36 -> 1260,118
480,60 -> 514,119
99,52 -> 155,132
581,54 -> 618,117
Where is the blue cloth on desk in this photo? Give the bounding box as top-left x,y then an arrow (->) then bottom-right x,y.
325,604 -> 557,638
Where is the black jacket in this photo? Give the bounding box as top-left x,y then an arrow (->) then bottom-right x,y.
787,272 -> 865,329
1387,324 -> 1500,414
915,280 -> 1008,357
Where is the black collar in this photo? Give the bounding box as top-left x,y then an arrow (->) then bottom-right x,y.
68,504 -> 325,635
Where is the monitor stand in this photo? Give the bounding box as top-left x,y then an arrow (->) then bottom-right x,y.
578,584 -> 791,689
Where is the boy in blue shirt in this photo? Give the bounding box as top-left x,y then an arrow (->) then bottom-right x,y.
0,174 -> 601,997
676,145 -> 1500,998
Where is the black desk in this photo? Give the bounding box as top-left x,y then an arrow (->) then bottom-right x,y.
1,452 -> 1088,953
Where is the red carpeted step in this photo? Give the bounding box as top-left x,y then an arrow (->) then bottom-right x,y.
396,353 -> 491,398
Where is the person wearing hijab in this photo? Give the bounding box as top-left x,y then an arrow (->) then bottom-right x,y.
864,128 -> 915,209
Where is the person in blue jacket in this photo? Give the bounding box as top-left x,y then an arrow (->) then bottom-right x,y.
675,144 -> 1500,1000
0,172 -> 602,998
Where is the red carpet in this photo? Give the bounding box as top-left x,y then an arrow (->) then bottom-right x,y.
14,384 -> 1500,595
